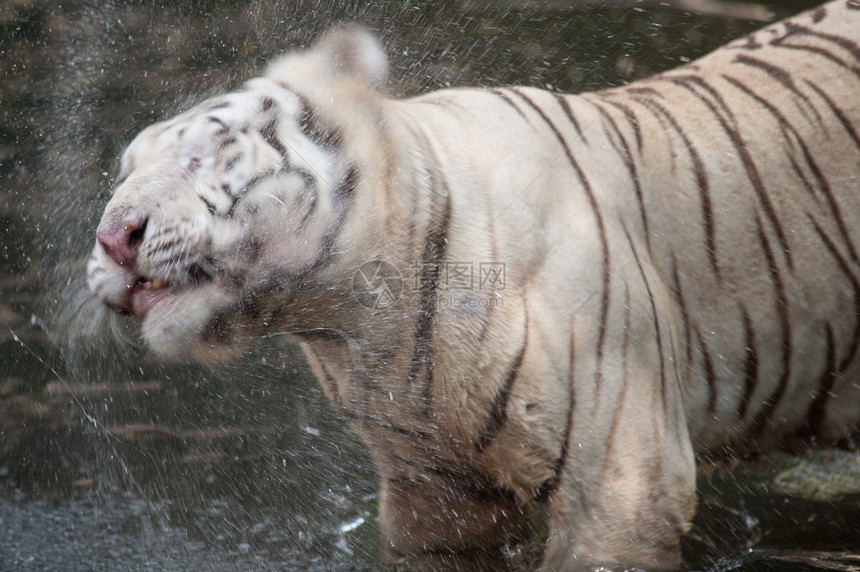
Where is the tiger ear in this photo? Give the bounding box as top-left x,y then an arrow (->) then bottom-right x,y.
315,25 -> 388,88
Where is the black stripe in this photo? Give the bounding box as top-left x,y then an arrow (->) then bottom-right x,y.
670,75 -> 735,120
697,330 -> 718,416
738,304 -> 759,420
298,97 -> 343,151
787,153 -> 818,204
798,323 -> 837,443
804,79 -> 860,155
331,166 -> 357,203
592,99 -> 651,256
201,195 -> 217,215
260,117 -> 289,161
624,222 -> 667,404
277,81 -> 343,152
720,74 -> 860,266
274,80 -> 344,151
218,135 -> 237,149
399,120 -> 452,418
386,459 -> 517,504
733,33 -> 764,52
668,75 -> 793,271
796,140 -> 860,266
720,74 -> 797,138
489,88 -> 530,122
773,36 -> 860,78
475,322 -> 528,452
298,167 -> 358,276
812,6 -> 828,23
206,115 -> 228,130
226,172 -> 267,217
312,345 -> 430,439
507,87 -> 612,394
670,256 -> 694,370
224,155 -> 240,171
406,171 -> 452,417
594,95 -> 642,152
733,54 -> 823,128
782,21 -> 860,64
295,178 -> 319,230
148,236 -> 181,257
808,215 -> 860,371
421,192 -> 452,416
260,96 -> 276,112
724,71 -> 848,255
533,317 -> 576,504
746,213 -> 792,441
771,23 -> 860,81
630,92 -> 720,280
804,80 -> 860,263
553,93 -> 585,142
477,202 -> 500,345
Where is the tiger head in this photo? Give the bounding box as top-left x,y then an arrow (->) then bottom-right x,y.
87,27 -> 391,362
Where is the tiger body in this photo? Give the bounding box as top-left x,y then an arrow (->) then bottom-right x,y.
87,2 -> 860,569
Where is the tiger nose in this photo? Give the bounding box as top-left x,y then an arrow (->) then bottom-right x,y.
97,218 -> 147,268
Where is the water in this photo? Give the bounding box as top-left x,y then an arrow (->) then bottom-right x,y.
2,0 -> 859,570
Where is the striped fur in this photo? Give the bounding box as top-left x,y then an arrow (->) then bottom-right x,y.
87,5 -> 860,569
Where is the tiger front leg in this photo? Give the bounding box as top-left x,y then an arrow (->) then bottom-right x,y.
542,317 -> 698,570
377,471 -> 536,562
543,410 -> 696,569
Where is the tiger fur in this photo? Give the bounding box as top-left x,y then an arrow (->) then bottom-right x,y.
87,2 -> 860,569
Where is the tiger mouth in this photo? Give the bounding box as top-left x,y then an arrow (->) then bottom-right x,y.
128,278 -> 178,318
122,266 -> 216,319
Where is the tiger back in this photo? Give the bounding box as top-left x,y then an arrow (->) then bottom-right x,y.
87,2 -> 860,569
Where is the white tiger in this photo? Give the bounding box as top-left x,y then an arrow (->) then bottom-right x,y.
87,2 -> 860,569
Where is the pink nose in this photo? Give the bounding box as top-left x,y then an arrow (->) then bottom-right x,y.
97,219 -> 146,268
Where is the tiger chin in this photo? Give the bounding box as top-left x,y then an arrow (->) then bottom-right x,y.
87,3 -> 860,570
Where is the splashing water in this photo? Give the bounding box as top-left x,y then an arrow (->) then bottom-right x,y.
2,1 -> 857,570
